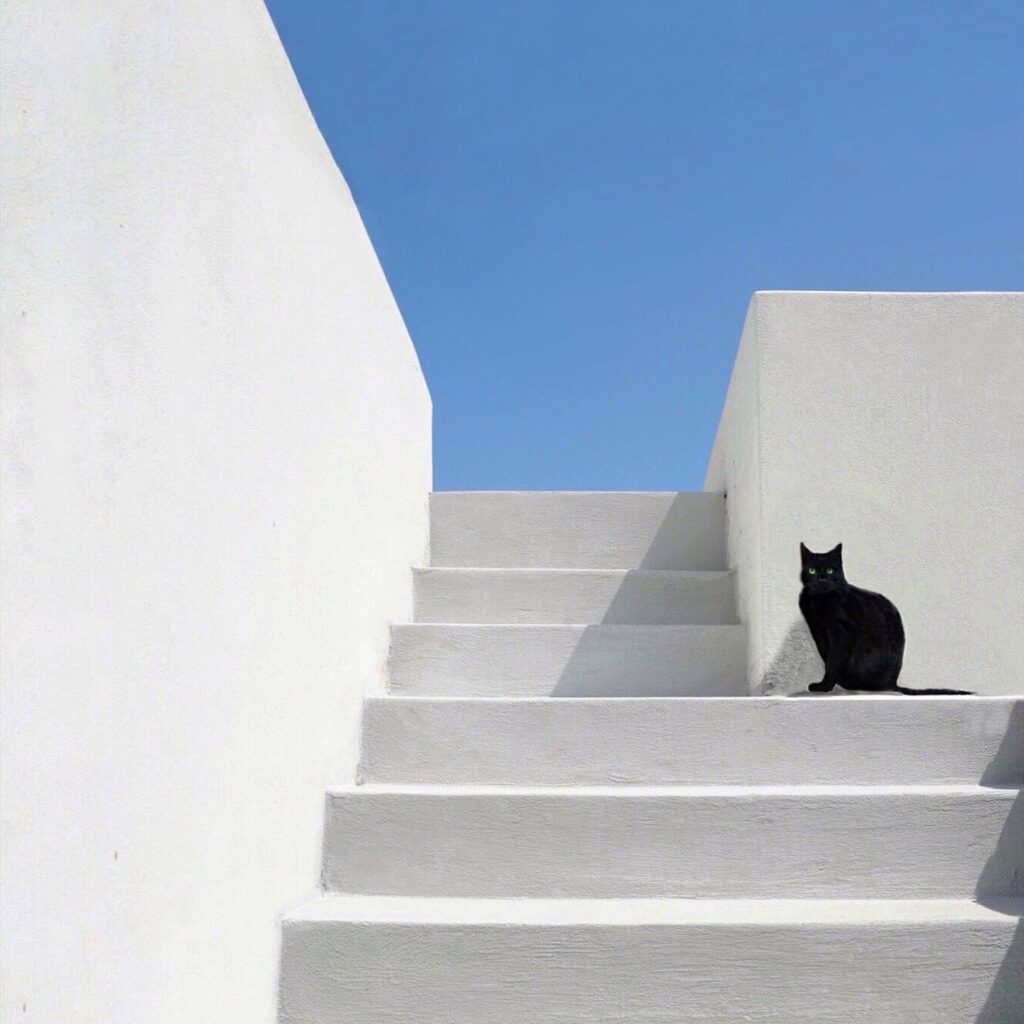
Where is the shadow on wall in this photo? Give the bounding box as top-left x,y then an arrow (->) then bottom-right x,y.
551,494 -> 746,697
975,704 -> 1024,1023
761,618 -> 821,696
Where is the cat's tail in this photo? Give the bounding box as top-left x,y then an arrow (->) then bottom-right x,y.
894,685 -> 975,696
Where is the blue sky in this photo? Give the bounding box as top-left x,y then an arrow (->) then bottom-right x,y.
266,1 -> 1024,490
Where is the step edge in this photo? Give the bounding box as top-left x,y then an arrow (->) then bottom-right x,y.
284,894 -> 1024,926
391,622 -> 747,631
413,567 -> 737,577
430,490 -> 725,498
328,782 -> 1021,798
364,693 -> 1019,705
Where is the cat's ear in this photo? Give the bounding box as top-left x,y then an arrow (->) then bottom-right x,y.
831,542 -> 843,561
800,542 -> 810,562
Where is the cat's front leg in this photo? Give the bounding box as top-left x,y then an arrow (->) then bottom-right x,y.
810,630 -> 850,694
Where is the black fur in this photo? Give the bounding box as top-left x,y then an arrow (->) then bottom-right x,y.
798,543 -> 971,696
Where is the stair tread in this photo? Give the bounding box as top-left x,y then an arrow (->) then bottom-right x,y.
360,693 -> 1022,785
388,622 -> 747,697
430,491 -> 726,569
286,894 -> 1024,926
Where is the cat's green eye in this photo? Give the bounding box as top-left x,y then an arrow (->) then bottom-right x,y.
807,567 -> 816,575
827,568 -> 834,575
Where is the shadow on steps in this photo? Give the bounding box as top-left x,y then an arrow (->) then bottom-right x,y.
976,703 -> 1024,1023
552,493 -> 746,697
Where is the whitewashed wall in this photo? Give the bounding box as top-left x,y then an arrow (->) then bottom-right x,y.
706,292 -> 1023,696
0,3 -> 431,1022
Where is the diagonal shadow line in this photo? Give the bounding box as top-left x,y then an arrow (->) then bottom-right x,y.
549,493 -> 746,697
974,918 -> 1024,1024
764,618 -> 820,696
975,702 -> 1024,1023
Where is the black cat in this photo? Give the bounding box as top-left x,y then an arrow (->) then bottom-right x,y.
798,543 -> 971,696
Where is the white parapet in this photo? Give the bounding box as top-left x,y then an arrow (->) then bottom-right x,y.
705,291 -> 1023,696
0,3 -> 430,1023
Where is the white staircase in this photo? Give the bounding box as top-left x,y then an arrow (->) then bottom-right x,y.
279,492 -> 1024,1023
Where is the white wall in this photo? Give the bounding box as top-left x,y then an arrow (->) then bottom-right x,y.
0,3 -> 431,1022
706,292 -> 1022,696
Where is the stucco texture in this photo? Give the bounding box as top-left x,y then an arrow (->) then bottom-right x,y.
0,1 -> 430,1021
706,291 -> 1023,696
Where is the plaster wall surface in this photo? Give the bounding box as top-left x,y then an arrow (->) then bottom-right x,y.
706,291 -> 1023,695
0,2 -> 430,1022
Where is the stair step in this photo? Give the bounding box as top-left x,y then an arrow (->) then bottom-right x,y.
322,783 -> 1022,899
280,895 -> 1024,1023
359,695 -> 1024,786
387,624 -> 746,696
429,491 -> 726,569
413,567 -> 737,624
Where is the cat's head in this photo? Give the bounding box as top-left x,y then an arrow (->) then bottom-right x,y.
800,542 -> 846,593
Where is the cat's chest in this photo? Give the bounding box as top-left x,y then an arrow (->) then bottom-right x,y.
800,591 -> 853,625
801,591 -> 879,634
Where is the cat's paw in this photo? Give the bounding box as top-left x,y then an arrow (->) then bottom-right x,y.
808,680 -> 835,693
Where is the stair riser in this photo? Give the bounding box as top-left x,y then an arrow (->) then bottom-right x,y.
387,624 -> 747,697
280,917 -> 1023,1024
323,789 -> 1021,898
360,697 -> 1024,786
413,568 -> 737,624
429,491 -> 727,569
